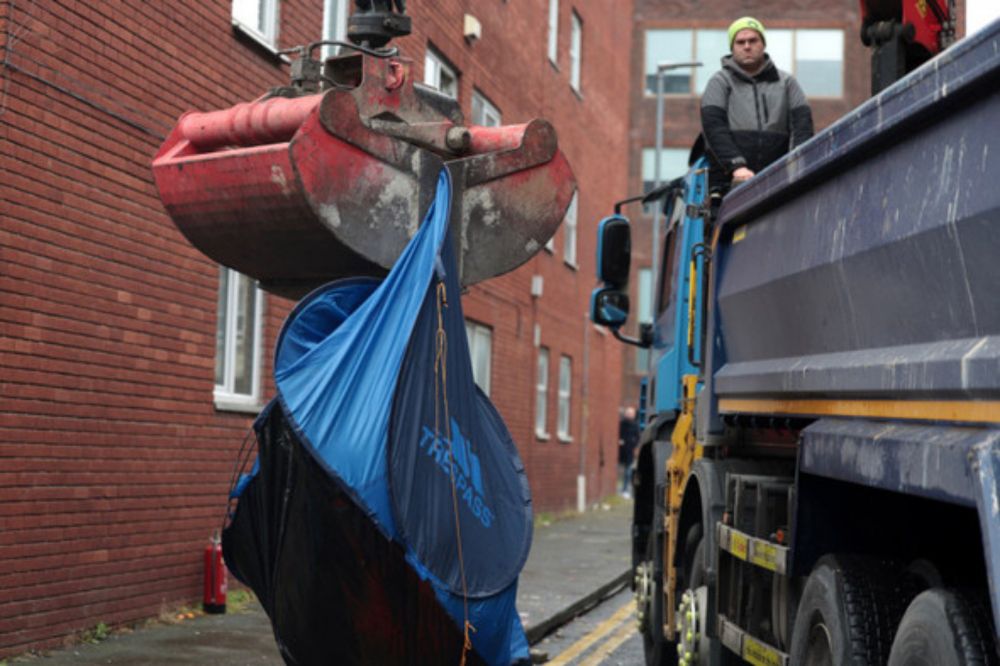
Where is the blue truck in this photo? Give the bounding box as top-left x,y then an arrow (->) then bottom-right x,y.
591,18 -> 1000,666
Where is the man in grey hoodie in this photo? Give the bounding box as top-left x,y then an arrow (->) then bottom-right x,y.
701,17 -> 814,193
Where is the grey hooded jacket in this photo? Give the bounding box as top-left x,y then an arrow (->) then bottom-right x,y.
701,54 -> 813,189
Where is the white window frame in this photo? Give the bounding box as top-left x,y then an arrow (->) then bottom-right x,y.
321,0 -> 349,60
471,90 -> 502,127
563,189 -> 578,268
547,0 -> 559,64
214,267 -> 264,412
425,46 -> 459,99
465,320 -> 492,396
643,28 -> 844,98
570,11 -> 582,92
557,355 -> 572,441
535,347 -> 550,438
232,0 -> 280,49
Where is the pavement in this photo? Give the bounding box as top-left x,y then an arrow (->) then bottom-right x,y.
18,498 -> 633,665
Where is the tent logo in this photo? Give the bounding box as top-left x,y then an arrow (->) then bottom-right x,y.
419,419 -> 495,529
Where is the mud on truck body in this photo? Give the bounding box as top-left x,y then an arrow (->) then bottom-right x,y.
591,15 -> 1000,666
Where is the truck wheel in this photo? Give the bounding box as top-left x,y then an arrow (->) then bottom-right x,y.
636,498 -> 676,665
887,589 -> 998,666
789,555 -> 915,666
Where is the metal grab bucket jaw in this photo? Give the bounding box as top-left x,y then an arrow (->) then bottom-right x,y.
152,55 -> 576,299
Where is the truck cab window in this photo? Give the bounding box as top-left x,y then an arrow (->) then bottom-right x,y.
656,192 -> 686,317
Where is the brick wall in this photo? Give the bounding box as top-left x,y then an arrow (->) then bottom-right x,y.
399,0 -> 632,512
0,0 -> 309,655
0,0 -> 631,655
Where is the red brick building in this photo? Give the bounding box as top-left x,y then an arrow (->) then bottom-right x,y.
0,0 -> 631,656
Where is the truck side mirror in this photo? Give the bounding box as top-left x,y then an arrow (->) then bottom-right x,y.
596,215 -> 631,289
590,286 -> 630,329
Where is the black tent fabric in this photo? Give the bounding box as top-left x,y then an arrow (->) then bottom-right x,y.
223,171 -> 532,665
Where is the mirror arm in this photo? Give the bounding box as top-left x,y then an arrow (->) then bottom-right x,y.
611,322 -> 653,349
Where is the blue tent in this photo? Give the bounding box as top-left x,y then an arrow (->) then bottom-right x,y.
224,170 -> 533,665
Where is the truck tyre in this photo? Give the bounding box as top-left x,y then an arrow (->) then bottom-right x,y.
887,589 -> 998,666
789,555 -> 915,666
640,526 -> 676,666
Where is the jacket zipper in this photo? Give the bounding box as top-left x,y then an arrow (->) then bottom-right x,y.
752,81 -> 763,130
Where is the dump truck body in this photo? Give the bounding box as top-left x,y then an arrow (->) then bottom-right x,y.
593,18 -> 1000,666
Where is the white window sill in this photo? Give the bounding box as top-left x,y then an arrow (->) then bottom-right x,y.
214,392 -> 263,414
535,431 -> 551,441
563,259 -> 578,270
232,20 -> 288,62
557,433 -> 573,444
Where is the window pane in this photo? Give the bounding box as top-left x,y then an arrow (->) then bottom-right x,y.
232,0 -> 275,41
547,0 -> 559,62
558,356 -> 571,437
322,0 -> 348,59
215,267 -> 229,386
636,347 -> 649,373
465,321 -> 491,396
233,273 -> 258,395
638,268 -> 653,324
795,30 -> 843,97
232,0 -> 259,31
694,30 -> 728,94
425,48 -> 458,98
570,13 -> 582,90
767,30 -> 793,73
645,30 -> 693,94
641,148 -> 691,194
535,348 -> 549,434
472,90 -> 501,127
563,191 -> 578,265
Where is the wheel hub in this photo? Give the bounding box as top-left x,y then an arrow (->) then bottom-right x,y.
635,560 -> 653,632
676,586 -> 709,666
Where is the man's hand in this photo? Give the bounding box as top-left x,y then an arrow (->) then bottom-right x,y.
732,167 -> 755,184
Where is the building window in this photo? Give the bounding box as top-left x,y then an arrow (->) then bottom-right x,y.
635,267 -> 653,372
644,28 -> 844,97
215,267 -> 263,409
557,355 -> 572,440
642,148 -> 691,192
570,12 -> 582,91
563,190 -> 578,267
232,0 -> 280,47
766,29 -> 845,97
547,0 -> 559,64
641,147 -> 690,214
465,320 -> 492,396
425,46 -> 458,98
321,0 -> 349,60
535,347 -> 550,437
471,90 -> 501,127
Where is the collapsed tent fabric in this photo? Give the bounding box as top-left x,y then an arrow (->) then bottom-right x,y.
223,170 -> 533,665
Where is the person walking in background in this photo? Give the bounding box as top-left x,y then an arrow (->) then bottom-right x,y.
618,407 -> 639,499
701,16 -> 814,193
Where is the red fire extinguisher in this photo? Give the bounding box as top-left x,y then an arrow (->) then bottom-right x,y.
203,531 -> 227,614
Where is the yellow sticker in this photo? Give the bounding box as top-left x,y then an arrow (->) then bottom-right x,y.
743,635 -> 784,666
729,531 -> 748,560
732,226 -> 747,243
750,541 -> 778,572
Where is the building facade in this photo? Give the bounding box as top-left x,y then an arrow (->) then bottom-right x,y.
620,0 -> 882,413
0,0 -> 631,655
